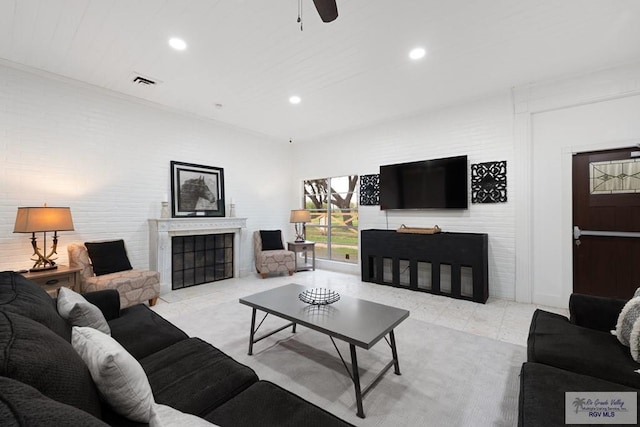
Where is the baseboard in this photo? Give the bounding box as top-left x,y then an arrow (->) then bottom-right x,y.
314,259 -> 359,275
533,292 -> 570,309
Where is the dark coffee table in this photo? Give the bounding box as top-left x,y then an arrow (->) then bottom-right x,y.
239,283 -> 410,418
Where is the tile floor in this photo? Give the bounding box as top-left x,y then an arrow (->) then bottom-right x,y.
152,269 -> 568,347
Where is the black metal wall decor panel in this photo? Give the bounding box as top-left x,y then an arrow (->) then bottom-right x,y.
471,161 -> 507,203
359,174 -> 380,206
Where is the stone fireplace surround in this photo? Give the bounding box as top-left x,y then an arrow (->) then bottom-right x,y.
149,217 -> 247,295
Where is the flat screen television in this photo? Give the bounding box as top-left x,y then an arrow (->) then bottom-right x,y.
379,155 -> 468,209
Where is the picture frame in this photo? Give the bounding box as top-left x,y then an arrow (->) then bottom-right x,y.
170,161 -> 225,217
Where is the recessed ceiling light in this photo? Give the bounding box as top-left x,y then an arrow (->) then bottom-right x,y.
169,37 -> 187,51
409,47 -> 426,60
289,96 -> 301,105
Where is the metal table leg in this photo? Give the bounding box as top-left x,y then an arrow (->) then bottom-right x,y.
328,330 -> 403,419
350,344 -> 365,418
247,309 -> 296,356
390,329 -> 401,374
248,308 -> 257,355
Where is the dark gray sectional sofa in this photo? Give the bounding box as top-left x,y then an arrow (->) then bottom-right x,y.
0,271 -> 352,426
519,293 -> 640,426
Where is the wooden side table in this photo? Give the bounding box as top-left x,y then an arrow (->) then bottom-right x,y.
21,265 -> 82,297
287,241 -> 316,272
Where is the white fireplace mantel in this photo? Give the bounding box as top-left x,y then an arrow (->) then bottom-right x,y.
148,217 -> 247,294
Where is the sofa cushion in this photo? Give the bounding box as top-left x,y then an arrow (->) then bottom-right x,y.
57,287 -> 110,335
141,337 -> 258,416
85,240 -> 133,276
260,230 -> 284,250
528,309 -> 640,388
569,293 -> 626,332
0,310 -> 102,417
519,362 -> 637,427
72,326 -> 153,423
0,376 -> 108,427
205,380 -> 354,427
109,304 -> 188,360
83,289 -> 121,321
0,271 -> 71,341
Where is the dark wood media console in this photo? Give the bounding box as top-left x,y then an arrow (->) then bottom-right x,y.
360,229 -> 489,303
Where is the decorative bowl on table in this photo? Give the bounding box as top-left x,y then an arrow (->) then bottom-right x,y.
298,288 -> 340,305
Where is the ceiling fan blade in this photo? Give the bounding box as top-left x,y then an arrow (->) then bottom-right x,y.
312,0 -> 338,23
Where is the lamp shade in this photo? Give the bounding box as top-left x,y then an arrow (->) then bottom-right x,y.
289,209 -> 311,223
13,207 -> 75,233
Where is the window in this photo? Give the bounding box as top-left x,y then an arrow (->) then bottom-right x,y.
303,175 -> 358,264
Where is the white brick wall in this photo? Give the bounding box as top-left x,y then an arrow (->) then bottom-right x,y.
0,62 -> 518,300
291,94 -> 517,299
0,63 -> 293,276
8,57 -> 638,306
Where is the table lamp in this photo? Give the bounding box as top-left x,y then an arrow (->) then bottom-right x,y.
13,205 -> 75,272
289,209 -> 311,242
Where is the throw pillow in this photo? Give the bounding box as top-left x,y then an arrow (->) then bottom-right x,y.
260,230 -> 284,250
150,403 -> 219,427
634,287 -> 640,298
71,326 -> 153,423
85,240 -> 133,276
57,287 -> 111,335
615,296 -> 640,346
630,318 -> 640,362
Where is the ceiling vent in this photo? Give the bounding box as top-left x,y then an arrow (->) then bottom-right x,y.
132,75 -> 156,86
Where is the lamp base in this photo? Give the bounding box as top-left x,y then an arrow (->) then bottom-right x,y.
294,223 -> 306,243
27,231 -> 60,272
29,264 -> 58,273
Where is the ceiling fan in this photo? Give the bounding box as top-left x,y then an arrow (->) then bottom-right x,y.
312,0 -> 338,22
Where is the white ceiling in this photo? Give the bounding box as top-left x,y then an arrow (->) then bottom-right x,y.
2,0 -> 640,142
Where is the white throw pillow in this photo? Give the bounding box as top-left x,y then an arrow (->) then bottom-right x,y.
150,404 -> 219,427
57,287 -> 111,335
71,326 -> 153,422
615,296 -> 640,346
630,318 -> 640,362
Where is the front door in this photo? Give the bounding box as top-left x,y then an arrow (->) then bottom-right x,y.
572,147 -> 640,299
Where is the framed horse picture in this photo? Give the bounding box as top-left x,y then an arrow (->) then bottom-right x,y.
170,161 -> 225,217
